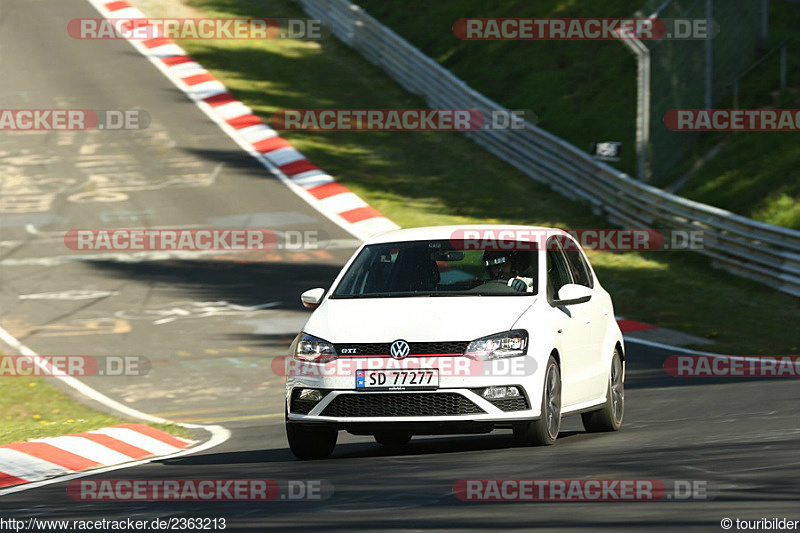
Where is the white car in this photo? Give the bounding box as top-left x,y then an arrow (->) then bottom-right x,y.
284,225 -> 624,459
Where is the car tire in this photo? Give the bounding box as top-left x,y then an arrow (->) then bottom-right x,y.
513,356 -> 561,446
286,424 -> 337,460
374,431 -> 412,447
581,349 -> 624,432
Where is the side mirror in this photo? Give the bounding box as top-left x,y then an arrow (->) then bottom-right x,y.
553,283 -> 592,306
300,288 -> 326,309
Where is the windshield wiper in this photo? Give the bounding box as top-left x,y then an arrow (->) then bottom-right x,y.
427,292 -> 476,296
331,291 -> 533,299
331,292 -> 437,299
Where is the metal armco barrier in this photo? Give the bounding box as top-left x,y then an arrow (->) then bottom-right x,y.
298,0 -> 800,297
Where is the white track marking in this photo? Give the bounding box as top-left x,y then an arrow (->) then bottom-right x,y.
624,336 -> 717,356
19,290 -> 119,301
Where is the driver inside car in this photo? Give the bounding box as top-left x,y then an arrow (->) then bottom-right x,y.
483,250 -> 535,293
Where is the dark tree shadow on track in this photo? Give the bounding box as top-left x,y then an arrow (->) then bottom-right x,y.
159,430 -> 587,467
84,259 -> 344,314
83,258 -> 800,390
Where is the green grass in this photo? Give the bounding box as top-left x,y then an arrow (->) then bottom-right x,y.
353,0 -> 641,177
349,0 -> 800,229
0,374 -> 193,446
676,130 -> 800,229
163,0 -> 800,356
669,0 -> 800,229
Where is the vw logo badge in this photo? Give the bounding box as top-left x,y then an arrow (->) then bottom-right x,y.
390,340 -> 410,360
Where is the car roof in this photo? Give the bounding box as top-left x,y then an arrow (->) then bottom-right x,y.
363,224 -> 560,245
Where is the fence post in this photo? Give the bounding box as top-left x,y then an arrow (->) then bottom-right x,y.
640,47 -> 651,183
620,31 -> 650,182
704,0 -> 714,109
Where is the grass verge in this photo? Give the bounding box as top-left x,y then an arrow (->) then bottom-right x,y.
0,373 -> 193,446
674,0 -> 800,228
354,0 -> 800,229
141,0 -> 800,356
353,0 -> 641,177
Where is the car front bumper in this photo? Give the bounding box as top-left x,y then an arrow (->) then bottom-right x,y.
283,353 -> 546,432
285,387 -> 542,430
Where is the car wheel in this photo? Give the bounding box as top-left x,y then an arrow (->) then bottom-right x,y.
374,431 -> 412,447
514,356 -> 561,446
581,349 -> 624,432
286,424 -> 337,460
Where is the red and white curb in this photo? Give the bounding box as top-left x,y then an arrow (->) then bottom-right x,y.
0,327 -> 231,497
85,0 -> 399,242
0,424 -> 195,490
616,318 -> 655,335
615,317 -> 717,355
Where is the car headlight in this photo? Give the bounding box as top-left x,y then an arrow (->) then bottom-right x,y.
464,330 -> 528,360
294,333 -> 337,363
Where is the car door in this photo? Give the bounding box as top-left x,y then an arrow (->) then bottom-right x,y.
546,238 -> 594,407
562,238 -> 608,401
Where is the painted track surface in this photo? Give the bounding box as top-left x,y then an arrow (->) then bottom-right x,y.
0,0 -> 798,530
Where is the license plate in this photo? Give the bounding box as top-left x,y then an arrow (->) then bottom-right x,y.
356,369 -> 439,391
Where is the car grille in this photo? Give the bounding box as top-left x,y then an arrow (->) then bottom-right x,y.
488,397 -> 530,412
290,389 -> 331,415
320,393 -> 485,417
334,341 -> 469,357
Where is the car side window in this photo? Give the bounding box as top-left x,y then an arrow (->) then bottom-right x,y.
546,238 -> 573,299
564,248 -> 594,289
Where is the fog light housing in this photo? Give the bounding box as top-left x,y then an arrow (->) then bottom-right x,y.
299,389 -> 323,402
482,386 -> 521,399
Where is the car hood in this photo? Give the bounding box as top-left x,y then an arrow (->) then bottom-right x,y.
303,296 -> 536,343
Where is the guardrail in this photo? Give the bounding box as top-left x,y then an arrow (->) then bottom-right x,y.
298,0 -> 800,297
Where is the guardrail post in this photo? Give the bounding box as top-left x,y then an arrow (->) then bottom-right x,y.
619,30 -> 650,182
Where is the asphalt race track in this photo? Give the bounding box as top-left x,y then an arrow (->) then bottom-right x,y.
0,0 -> 798,531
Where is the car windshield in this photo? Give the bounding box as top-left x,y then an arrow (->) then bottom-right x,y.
331,240 -> 538,298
